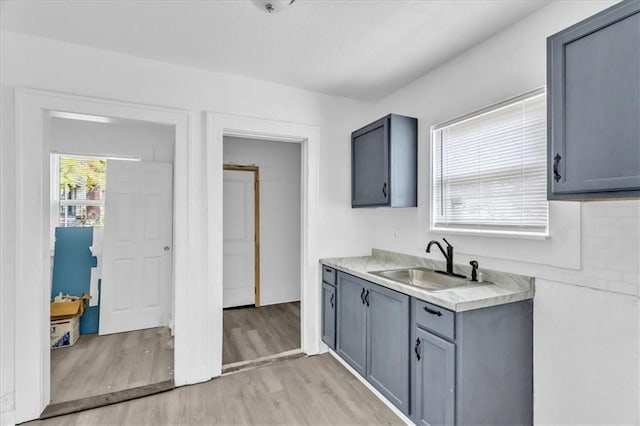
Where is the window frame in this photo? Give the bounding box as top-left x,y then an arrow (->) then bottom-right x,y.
429,88 -> 549,239
49,153 -> 139,251
51,153 -> 107,229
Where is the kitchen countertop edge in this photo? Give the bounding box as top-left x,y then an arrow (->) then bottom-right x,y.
320,253 -> 534,312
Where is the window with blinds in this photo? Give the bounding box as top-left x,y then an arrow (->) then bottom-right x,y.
431,89 -> 548,237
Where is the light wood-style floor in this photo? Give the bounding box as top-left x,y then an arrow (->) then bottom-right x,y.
50,327 -> 174,404
30,353 -> 402,425
223,301 -> 300,365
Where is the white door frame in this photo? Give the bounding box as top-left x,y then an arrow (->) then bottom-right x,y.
223,164 -> 261,308
205,112 -> 321,375
13,89 -> 191,423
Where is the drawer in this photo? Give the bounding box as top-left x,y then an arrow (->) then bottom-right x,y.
414,299 -> 455,341
322,265 -> 336,285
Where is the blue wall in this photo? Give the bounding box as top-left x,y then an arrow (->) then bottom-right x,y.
52,227 -> 99,334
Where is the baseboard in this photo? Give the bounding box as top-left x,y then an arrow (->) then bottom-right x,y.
328,350 -> 414,426
1,410 -> 15,426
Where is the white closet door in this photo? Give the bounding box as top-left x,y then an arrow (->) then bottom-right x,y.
223,169 -> 255,308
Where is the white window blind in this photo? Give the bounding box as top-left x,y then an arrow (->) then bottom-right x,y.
431,89 -> 548,236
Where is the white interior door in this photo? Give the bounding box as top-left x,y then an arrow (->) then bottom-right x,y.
223,169 -> 255,308
99,160 -> 173,335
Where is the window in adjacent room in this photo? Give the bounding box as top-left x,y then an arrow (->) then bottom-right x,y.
52,154 -> 107,227
431,88 -> 548,237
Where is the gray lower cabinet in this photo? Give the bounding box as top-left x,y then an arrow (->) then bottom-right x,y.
413,328 -> 455,426
336,273 -> 367,376
366,282 -> 410,413
321,266 -> 337,349
411,298 -> 533,425
321,282 -> 336,349
547,0 -> 640,199
336,272 -> 410,414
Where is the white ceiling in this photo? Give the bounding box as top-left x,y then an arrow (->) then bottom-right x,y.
0,0 -> 551,102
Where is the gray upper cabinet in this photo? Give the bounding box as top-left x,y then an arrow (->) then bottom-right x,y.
352,114 -> 417,207
336,272 -> 411,414
548,0 -> 640,199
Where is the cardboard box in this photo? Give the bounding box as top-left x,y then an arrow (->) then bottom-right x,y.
50,293 -> 89,320
51,316 -> 80,349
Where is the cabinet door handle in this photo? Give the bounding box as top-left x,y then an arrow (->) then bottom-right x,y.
414,338 -> 421,361
365,290 -> 370,306
424,306 -> 442,317
382,182 -> 387,198
553,153 -> 562,183
330,293 -> 334,308
360,288 -> 366,305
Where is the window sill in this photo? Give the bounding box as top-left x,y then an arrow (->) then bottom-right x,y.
430,226 -> 549,240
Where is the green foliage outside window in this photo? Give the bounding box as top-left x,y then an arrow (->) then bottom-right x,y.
58,156 -> 107,227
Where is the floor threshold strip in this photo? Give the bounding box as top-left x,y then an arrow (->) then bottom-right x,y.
39,379 -> 175,420
222,348 -> 304,375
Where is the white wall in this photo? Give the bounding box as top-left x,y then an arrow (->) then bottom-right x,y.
223,136 -> 301,306
369,1 -> 639,424
0,31 -> 375,423
50,116 -> 175,162
2,1 -> 637,424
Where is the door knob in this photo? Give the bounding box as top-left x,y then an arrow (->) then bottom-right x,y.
164,246 -> 170,251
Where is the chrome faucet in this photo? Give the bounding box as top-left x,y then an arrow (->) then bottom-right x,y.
426,238 -> 466,279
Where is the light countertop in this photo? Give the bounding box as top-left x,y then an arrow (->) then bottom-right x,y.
320,249 -> 534,312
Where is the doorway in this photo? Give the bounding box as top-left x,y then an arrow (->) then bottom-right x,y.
13,89 -> 196,424
13,92 -> 320,424
222,137 -> 302,368
46,116 -> 175,416
223,165 -> 260,308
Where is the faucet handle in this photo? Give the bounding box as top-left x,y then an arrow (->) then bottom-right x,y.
469,260 -> 479,281
442,237 -> 452,247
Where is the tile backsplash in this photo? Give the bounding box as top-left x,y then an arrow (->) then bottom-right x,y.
581,200 -> 640,296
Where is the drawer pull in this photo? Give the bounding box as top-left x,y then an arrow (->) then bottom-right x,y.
414,338 -> 422,361
424,306 -> 443,317
553,153 -> 562,183
324,267 -> 332,273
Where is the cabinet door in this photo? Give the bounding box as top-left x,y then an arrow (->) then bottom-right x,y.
352,118 -> 389,206
548,2 -> 640,198
336,273 -> 367,376
322,282 -> 336,349
413,327 -> 455,426
366,284 -> 410,414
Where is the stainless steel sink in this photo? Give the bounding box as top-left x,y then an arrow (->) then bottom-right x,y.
369,267 -> 488,292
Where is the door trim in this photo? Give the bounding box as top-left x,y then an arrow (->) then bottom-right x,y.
12,88 -> 191,423
223,164 -> 261,307
206,112 -> 321,378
